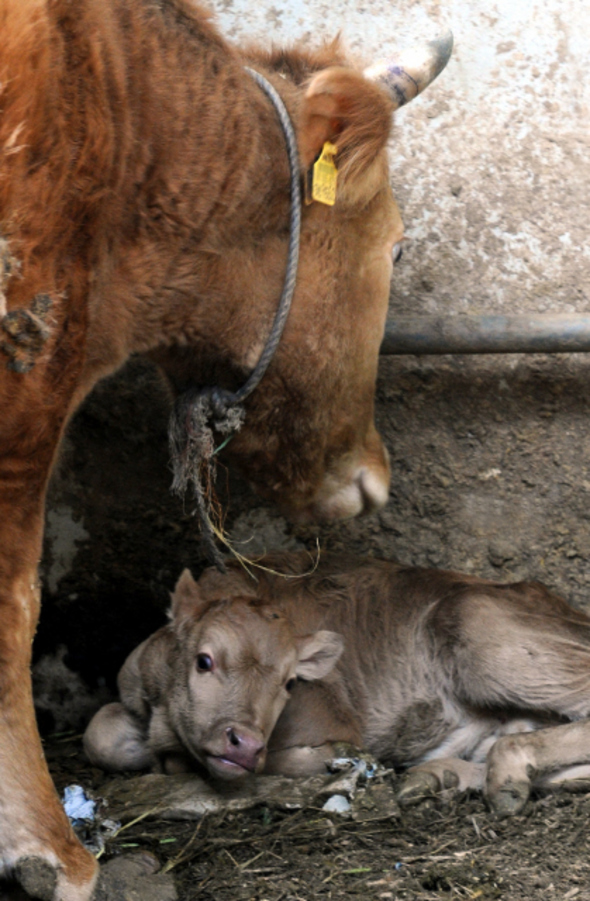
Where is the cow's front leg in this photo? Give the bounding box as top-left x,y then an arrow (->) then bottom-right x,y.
0,500 -> 98,901
485,720 -> 590,817
397,758 -> 485,807
1,305 -> 98,901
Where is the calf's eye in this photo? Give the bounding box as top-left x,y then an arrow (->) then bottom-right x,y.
285,678 -> 296,693
196,653 -> 214,673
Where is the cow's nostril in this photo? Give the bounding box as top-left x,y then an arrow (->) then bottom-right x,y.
356,464 -> 390,515
227,727 -> 240,747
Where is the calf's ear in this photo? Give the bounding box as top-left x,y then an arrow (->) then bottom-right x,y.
170,569 -> 206,625
298,68 -> 393,177
295,630 -> 344,681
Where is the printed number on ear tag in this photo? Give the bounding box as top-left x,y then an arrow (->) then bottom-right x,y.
310,142 -> 338,206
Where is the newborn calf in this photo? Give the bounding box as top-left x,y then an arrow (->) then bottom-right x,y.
85,552 -> 590,815
84,567 -> 342,781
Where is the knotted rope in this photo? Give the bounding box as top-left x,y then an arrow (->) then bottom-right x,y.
169,67 -> 302,571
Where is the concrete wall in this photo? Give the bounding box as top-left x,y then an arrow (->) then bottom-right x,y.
41,0 -> 590,692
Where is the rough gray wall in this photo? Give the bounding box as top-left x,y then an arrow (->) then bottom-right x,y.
40,0 -> 590,696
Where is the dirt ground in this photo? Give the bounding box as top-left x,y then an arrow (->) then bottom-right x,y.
40,732 -> 590,901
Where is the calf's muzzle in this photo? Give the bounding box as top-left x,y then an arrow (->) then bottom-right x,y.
205,724 -> 267,780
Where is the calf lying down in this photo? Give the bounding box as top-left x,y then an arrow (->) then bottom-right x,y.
84,552 -> 590,816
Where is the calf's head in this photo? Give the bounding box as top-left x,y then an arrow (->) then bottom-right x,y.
166,569 -> 343,781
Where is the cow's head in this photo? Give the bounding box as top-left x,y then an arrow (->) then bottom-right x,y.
166,569 -> 342,780
160,33 -> 453,524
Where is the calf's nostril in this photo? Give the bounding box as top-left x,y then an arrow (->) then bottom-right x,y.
225,726 -> 266,760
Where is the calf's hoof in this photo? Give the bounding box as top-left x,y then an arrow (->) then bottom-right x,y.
487,779 -> 530,818
397,768 -> 458,807
95,852 -> 177,901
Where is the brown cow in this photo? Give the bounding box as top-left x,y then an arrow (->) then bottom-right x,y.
0,0 -> 452,895
86,551 -> 590,820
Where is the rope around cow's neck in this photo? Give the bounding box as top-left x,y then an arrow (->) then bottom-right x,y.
168,67 -> 302,572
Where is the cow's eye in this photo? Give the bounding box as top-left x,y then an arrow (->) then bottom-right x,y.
196,653 -> 214,673
392,242 -> 403,264
285,678 -> 296,693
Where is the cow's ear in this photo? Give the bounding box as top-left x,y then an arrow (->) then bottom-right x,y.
170,569 -> 205,625
298,67 -> 393,177
295,630 -> 343,681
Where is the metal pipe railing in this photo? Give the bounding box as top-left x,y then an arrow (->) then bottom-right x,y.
380,314 -> 590,355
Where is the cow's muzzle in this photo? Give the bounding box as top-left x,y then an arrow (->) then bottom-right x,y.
298,436 -> 391,523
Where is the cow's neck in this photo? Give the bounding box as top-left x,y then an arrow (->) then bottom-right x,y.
82,2 -> 297,394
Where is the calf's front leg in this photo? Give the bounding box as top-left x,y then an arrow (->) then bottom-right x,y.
397,758 -> 485,807
265,680 -> 363,777
264,743 -> 342,777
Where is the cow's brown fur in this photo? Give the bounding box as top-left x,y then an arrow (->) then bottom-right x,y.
87,552 -> 590,820
0,0 -> 417,893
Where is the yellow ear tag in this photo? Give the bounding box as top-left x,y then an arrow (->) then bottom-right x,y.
310,141 -> 338,206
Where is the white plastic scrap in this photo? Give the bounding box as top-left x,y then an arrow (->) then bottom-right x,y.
63,785 -> 96,824
322,794 -> 351,814
321,753 -> 386,816
330,757 -> 378,779
62,784 -> 120,855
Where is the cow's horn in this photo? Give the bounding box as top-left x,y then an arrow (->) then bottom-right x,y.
364,30 -> 453,109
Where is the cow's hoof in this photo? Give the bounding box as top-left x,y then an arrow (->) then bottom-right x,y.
13,858 -> 56,901
94,852 -> 177,901
487,780 -> 530,817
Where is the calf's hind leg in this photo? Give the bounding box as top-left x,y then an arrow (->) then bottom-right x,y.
84,702 -> 152,772
448,584 -> 590,815
486,720 -> 590,816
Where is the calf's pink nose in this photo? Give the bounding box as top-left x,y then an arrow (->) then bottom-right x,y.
225,726 -> 265,770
